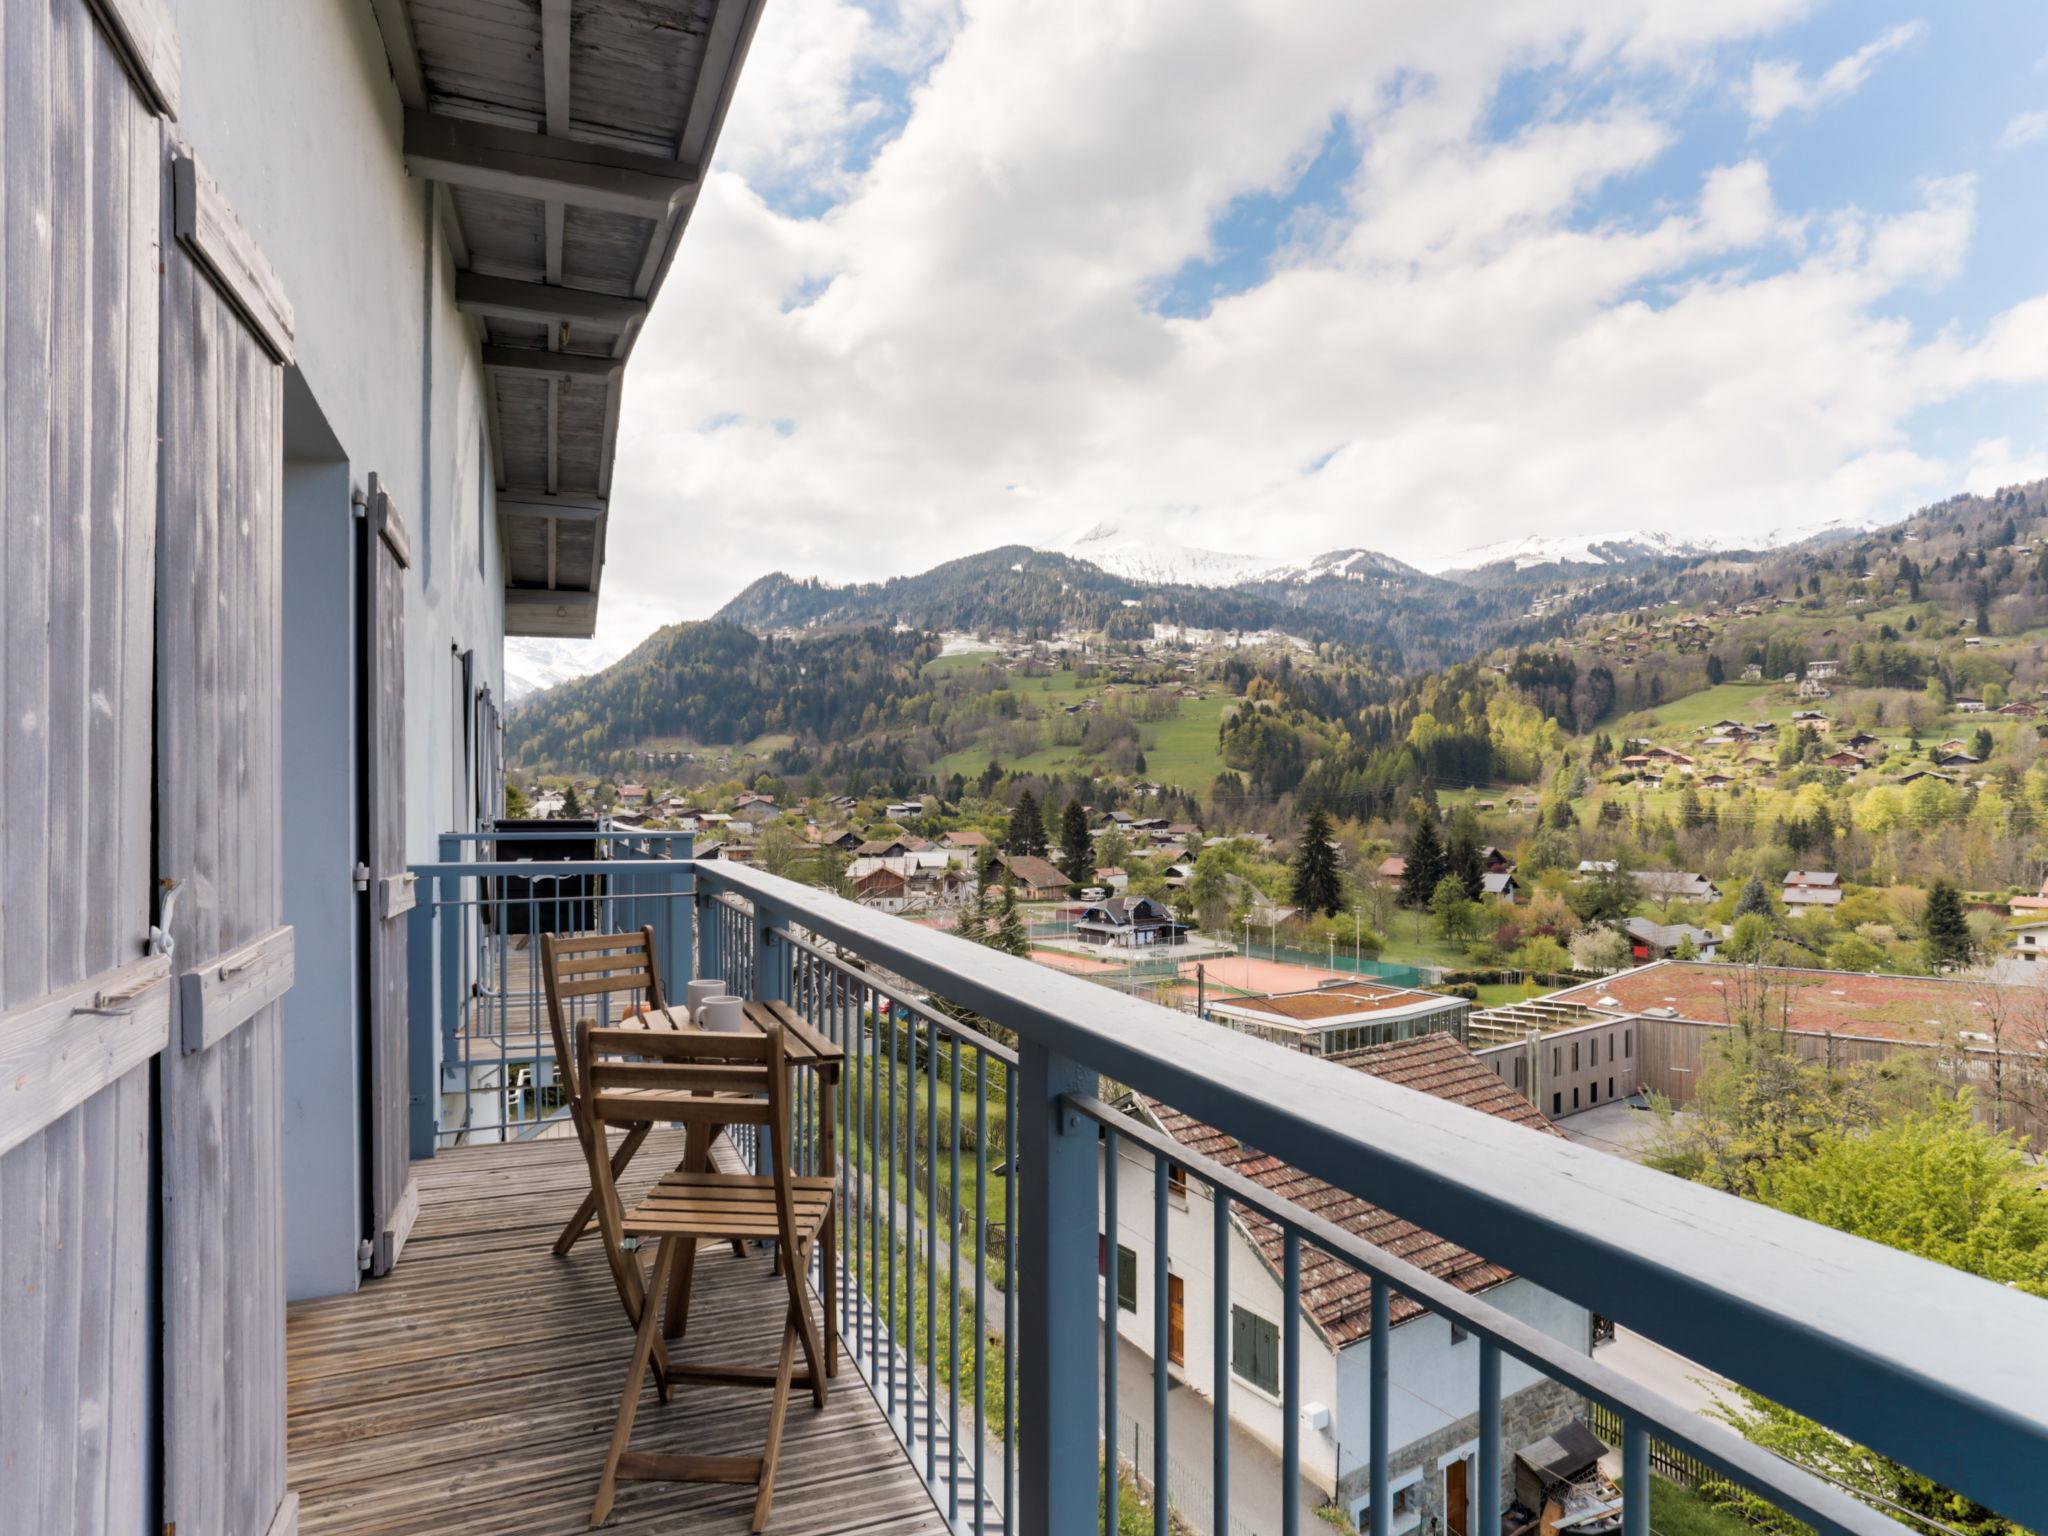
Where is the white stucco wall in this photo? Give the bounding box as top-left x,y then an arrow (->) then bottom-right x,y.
1103,1137 -> 1593,1503
164,0 -> 508,859
166,0 -> 511,1297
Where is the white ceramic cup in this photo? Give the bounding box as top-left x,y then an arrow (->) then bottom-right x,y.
699,995 -> 747,1033
685,979 -> 726,1020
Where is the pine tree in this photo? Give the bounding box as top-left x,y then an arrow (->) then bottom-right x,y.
1058,797 -> 1092,894
1290,805 -> 1342,916
561,783 -> 582,817
1705,653 -> 1725,685
1446,819 -> 1484,900
1398,818 -> 1445,908
1922,880 -> 1972,970
1732,874 -> 1774,920
1007,790 -> 1046,857
995,884 -> 1029,956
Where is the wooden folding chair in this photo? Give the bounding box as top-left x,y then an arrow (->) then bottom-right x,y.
577,1019 -> 834,1531
542,927 -> 670,1260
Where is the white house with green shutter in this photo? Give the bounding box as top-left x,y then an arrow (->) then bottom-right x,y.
1103,1034 -> 1593,1532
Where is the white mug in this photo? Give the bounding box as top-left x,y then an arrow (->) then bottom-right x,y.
685,979 -> 726,1019
699,995 -> 747,1033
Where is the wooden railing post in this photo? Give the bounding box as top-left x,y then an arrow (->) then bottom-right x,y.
1015,1039 -> 1099,1536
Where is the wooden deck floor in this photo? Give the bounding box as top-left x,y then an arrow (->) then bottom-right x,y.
287,1131 -> 952,1536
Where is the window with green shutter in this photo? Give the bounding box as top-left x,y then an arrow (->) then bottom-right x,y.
1117,1245 -> 1137,1313
1231,1305 -> 1279,1394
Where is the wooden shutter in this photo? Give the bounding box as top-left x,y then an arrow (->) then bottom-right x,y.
365,475 -> 417,1275
0,3 -> 173,1532
156,143 -> 297,1536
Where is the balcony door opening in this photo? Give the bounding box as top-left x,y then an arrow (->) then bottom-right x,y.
280,373 -> 363,1302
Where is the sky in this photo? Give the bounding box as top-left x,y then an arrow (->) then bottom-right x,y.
553,0 -> 2048,663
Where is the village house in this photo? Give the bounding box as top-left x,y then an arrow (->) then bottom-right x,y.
1957,695 -> 1988,713
1095,866 -> 1131,893
1820,750 -> 1868,772
943,828 -> 993,851
1796,679 -> 1832,700
2001,700 -> 2042,718
996,853 -> 1070,900
1105,1036 -> 1591,1529
2009,919 -> 2048,961
1073,895 -> 1185,948
1377,855 -> 1409,883
1482,872 -> 1519,903
1782,871 -> 1844,908
1631,871 -> 1720,903
1622,918 -> 1720,961
1806,659 -> 1842,680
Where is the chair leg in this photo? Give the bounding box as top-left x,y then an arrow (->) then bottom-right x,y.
662,1235 -> 698,1340
556,1123 -> 651,1258
751,1306 -> 801,1533
594,1236 -> 677,1528
821,1205 -> 838,1378
779,1236 -> 828,1411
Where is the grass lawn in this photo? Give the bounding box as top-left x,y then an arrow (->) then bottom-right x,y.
1645,1476 -> 1763,1536
1468,980 -> 1555,1008
1617,681 -> 1790,736
922,650 -> 1001,676
1376,914 -> 1473,970
929,670 -> 1230,788
1139,694 -> 1232,791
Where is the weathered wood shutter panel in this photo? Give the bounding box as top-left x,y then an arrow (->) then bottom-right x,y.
0,2 -> 167,1531
156,142 -> 295,1536
367,479 -> 417,1275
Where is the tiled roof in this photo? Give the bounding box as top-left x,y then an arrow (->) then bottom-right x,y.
1138,1034 -> 1560,1347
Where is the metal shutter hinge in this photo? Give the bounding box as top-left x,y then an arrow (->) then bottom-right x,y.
353,862 -> 371,892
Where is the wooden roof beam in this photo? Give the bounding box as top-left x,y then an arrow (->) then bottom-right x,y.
403,111 -> 699,218
497,492 -> 605,523
481,346 -> 622,380
456,274 -> 647,330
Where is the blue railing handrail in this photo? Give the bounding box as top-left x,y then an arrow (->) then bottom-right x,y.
688,857 -> 2048,1527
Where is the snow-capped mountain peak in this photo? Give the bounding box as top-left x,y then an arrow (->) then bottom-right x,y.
503,636 -> 625,703
1050,521 -> 1282,587
1428,529 -> 1728,574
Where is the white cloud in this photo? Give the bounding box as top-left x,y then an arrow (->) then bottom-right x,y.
1740,21 -> 1924,130
555,0 -> 2048,660
2002,108 -> 2048,148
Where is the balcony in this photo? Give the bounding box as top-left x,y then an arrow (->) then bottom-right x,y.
299,834 -> 2048,1536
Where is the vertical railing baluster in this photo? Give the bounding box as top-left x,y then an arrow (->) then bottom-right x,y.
1213,1186 -> 1230,1536
974,1039 -> 988,1536
889,999 -> 902,1429
927,1015 -> 940,1480
1003,1057 -> 1018,1528
1283,1230 -> 1301,1536
1153,1155 -> 1169,1536
1624,1419 -> 1649,1536
1479,1339 -> 1502,1536
1103,1126 -> 1120,1536
1370,1280 -> 1390,1536
907,1008 -> 919,1461
949,1030 -> 962,1521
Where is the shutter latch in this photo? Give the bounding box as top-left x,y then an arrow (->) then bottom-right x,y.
353,862 -> 371,893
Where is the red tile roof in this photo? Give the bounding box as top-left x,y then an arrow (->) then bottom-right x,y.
1137,1034 -> 1560,1347
1547,961 -> 2048,1047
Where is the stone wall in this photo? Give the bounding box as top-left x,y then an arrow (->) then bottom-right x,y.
1337,1378 -> 1587,1533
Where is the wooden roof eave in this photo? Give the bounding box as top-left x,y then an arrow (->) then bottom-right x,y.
368,0 -> 767,637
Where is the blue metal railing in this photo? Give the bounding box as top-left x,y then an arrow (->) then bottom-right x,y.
407,830 -> 695,1149
687,859 -> 2048,1536
405,843 -> 2048,1536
